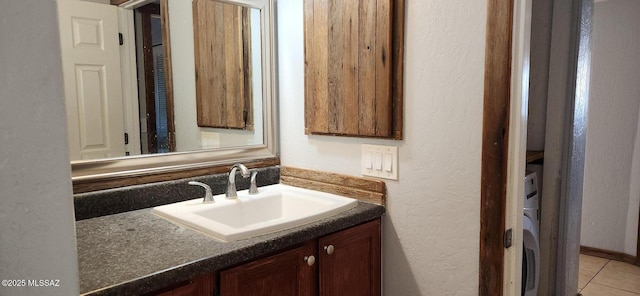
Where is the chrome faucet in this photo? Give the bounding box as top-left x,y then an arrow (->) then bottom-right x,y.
226,163 -> 251,199
188,181 -> 214,203
249,170 -> 259,195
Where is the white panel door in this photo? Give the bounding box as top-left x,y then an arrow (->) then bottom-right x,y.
58,0 -> 125,161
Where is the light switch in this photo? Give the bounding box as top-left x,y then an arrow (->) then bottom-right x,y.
374,152 -> 383,170
361,144 -> 398,180
363,152 -> 373,169
383,153 -> 393,172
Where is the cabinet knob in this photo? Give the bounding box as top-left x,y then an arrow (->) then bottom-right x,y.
324,245 -> 335,255
304,255 -> 316,266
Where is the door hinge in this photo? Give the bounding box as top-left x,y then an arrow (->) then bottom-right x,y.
504,228 -> 513,248
119,33 -> 124,46
124,132 -> 129,145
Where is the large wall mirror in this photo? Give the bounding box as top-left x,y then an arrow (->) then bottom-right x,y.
59,0 -> 278,186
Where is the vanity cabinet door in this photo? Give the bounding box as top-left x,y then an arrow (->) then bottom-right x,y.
155,274 -> 215,296
318,219 -> 381,296
219,242 -> 318,296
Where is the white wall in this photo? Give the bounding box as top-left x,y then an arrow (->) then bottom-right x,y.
277,1 -> 486,294
580,0 -> 640,255
0,1 -> 79,295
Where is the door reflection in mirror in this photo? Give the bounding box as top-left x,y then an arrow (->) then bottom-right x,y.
136,3 -> 173,154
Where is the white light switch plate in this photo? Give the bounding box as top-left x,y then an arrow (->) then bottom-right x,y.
361,144 -> 398,180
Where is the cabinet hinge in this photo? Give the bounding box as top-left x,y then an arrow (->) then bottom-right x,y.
504,228 -> 513,249
124,132 -> 129,145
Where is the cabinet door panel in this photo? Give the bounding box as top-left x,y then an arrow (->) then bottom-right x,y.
319,219 -> 381,296
220,242 -> 317,296
304,0 -> 400,139
193,0 -> 252,129
155,274 -> 215,296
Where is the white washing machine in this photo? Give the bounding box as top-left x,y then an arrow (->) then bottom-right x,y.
522,171 -> 540,296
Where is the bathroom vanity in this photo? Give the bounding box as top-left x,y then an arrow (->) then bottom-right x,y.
76,202 -> 383,295
74,166 -> 385,295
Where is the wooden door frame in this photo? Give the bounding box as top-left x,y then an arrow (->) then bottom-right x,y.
137,1 -> 176,153
480,0 -> 596,294
160,0 -> 176,152
479,1 -> 514,295
139,3 -> 160,153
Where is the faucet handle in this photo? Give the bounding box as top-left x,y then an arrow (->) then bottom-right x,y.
188,181 -> 214,203
249,171 -> 259,195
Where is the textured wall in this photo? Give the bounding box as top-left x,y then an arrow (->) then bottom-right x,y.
277,0 -> 486,294
580,0 -> 640,255
0,1 -> 79,295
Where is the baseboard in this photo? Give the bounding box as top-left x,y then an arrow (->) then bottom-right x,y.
580,245 -> 636,265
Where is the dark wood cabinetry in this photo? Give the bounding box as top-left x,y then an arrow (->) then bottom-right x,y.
220,219 -> 381,296
154,219 -> 381,296
155,274 -> 215,296
220,242 -> 318,296
318,219 -> 381,296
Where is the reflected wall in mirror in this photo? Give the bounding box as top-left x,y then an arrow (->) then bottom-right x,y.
59,0 -> 266,162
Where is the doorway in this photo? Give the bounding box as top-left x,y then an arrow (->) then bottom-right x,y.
577,0 -> 640,266
135,2 -> 175,154
532,0 -> 592,295
479,0 -> 593,295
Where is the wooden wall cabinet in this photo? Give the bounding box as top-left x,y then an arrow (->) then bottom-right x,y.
193,0 -> 253,130
304,0 -> 405,139
220,219 -> 381,296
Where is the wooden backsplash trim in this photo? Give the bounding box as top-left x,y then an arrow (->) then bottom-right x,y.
280,167 -> 385,205
73,158 -> 280,194
281,176 -> 385,205
281,166 -> 385,192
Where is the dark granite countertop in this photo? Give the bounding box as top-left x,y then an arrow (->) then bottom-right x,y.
76,201 -> 385,295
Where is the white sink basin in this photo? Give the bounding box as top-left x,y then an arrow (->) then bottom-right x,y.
152,184 -> 358,242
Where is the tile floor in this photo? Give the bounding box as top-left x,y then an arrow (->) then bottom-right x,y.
579,254 -> 640,295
